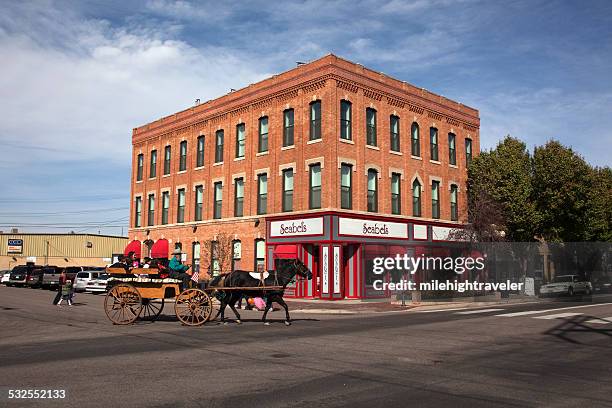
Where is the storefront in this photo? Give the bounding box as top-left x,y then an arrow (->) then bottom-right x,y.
265,211 -> 467,300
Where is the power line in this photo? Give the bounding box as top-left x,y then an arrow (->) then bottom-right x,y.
0,194 -> 126,203
0,207 -> 128,217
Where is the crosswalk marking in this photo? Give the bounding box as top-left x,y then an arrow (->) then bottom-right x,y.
496,303 -> 612,317
456,308 -> 504,315
533,312 -> 583,320
585,316 -> 612,325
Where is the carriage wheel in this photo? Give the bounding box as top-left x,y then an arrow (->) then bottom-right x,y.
175,289 -> 213,326
104,283 -> 143,325
139,298 -> 165,321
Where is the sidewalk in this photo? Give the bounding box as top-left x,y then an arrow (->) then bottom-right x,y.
285,295 -> 544,314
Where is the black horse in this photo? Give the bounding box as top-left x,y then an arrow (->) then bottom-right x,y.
209,258 -> 312,325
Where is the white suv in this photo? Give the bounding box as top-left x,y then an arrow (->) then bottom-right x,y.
74,271 -> 102,292
539,275 -> 592,297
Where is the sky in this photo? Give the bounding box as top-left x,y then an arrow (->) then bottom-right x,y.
1,0 -> 611,235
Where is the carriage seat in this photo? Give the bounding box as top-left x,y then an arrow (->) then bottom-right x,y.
249,271 -> 269,281
108,276 -> 182,284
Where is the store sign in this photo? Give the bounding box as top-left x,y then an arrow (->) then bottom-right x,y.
269,217 -> 324,237
333,246 -> 340,294
432,226 -> 465,241
338,217 -> 408,239
413,224 -> 428,240
322,246 -> 329,293
7,239 -> 23,254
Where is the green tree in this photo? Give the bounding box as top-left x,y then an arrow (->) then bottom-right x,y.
585,166 -> 612,241
532,141 -> 593,242
467,136 -> 537,241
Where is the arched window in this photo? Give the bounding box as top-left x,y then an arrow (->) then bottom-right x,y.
232,240 -> 241,271
254,239 -> 266,270
192,242 -> 201,273
367,169 -> 378,212
340,100 -> 352,140
412,179 -> 421,217
450,184 -> 458,221
411,122 -> 420,157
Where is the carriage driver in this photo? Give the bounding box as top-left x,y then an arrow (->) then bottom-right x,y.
168,249 -> 192,289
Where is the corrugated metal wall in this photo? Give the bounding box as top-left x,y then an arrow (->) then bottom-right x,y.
0,234 -> 127,258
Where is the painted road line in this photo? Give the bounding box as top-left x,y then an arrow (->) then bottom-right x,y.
418,307 -> 476,313
496,303 -> 612,317
533,312 -> 583,320
585,317 -> 612,324
456,308 -> 505,315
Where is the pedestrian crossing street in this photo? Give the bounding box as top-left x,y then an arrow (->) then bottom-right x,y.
439,303 -> 612,325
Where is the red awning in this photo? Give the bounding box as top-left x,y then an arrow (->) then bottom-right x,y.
124,240 -> 142,259
150,239 -> 169,259
273,244 -> 298,259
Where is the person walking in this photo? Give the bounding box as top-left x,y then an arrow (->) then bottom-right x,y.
57,277 -> 73,306
52,270 -> 66,305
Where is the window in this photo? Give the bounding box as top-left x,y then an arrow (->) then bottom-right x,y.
196,136 -> 205,167
258,117 -> 268,153
215,130 -> 224,163
257,173 -> 267,215
391,173 -> 401,215
282,168 -> 293,212
340,100 -> 352,140
211,241 -> 220,276
283,109 -> 294,147
213,182 -> 222,219
235,123 -> 245,158
340,164 -> 352,209
430,127 -> 438,161
367,169 -> 378,212
161,191 -> 169,224
465,138 -> 473,166
309,164 -> 321,209
411,122 -> 420,157
162,191 -> 170,225
136,154 -> 143,181
390,115 -> 400,152
366,108 -> 377,146
448,133 -> 456,165
149,150 -> 157,178
255,239 -> 265,269
194,185 -> 203,221
450,184 -> 458,221
147,194 -> 155,226
192,242 -> 201,273
232,240 -> 242,271
234,178 -> 244,217
134,196 -> 142,227
177,188 -> 185,223
310,101 -> 321,140
164,145 -> 171,175
432,180 -> 440,219
413,179 -> 421,217
178,141 -> 187,171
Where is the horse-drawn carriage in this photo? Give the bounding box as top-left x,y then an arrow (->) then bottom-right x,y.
103,240 -> 313,326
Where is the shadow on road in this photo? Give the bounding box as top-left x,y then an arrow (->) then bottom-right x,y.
544,315 -> 612,345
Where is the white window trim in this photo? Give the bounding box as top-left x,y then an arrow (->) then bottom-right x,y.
388,167 -> 405,179
232,173 -> 246,184
305,157 -> 324,171
253,168 -> 270,180
278,162 -> 296,176
365,164 -> 382,178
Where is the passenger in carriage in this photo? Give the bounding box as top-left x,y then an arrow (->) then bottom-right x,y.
168,249 -> 192,289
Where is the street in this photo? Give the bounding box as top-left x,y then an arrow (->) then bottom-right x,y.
1,286 -> 611,408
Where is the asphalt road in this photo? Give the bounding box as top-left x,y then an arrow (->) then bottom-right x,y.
1,286 -> 611,408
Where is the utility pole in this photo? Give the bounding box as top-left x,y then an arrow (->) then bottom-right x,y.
45,241 -> 49,265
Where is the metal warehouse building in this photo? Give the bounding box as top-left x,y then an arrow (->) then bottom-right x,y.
0,233 -> 128,270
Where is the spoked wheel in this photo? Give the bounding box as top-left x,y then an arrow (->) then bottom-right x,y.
104,284 -> 142,325
139,298 -> 165,321
175,289 -> 213,326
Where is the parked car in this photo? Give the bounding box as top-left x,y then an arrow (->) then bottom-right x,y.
539,274 -> 592,297
85,273 -> 110,293
8,264 -> 39,287
1,270 -> 11,284
25,267 -> 45,288
41,266 -> 63,288
593,276 -> 612,293
74,271 -> 103,292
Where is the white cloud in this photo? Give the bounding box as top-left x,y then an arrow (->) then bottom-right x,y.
0,2 -> 266,164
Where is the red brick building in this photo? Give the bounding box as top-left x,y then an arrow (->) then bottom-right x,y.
129,54 -> 480,299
